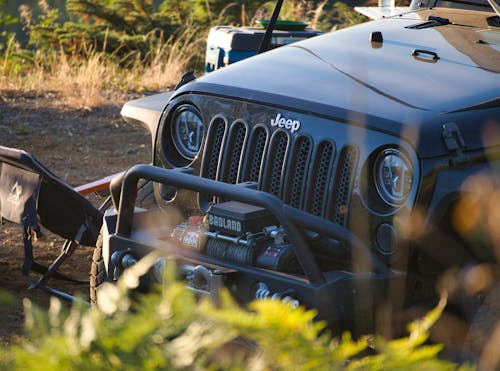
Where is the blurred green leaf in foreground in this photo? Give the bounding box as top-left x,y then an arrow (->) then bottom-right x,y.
0,254 -> 473,370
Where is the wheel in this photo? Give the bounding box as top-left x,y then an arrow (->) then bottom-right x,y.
89,179 -> 156,306
89,231 -> 108,306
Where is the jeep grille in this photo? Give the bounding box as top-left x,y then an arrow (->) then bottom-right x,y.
200,117 -> 358,226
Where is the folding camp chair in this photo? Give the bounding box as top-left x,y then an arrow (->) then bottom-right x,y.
0,145 -> 116,301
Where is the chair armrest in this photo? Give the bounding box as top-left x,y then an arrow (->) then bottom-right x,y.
75,171 -> 125,195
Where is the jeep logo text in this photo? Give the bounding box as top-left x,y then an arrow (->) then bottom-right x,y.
270,113 -> 301,133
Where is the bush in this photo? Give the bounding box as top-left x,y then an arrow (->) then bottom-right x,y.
0,255 -> 473,370
0,0 -> 368,105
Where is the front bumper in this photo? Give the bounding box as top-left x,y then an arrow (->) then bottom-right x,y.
103,164 -> 404,334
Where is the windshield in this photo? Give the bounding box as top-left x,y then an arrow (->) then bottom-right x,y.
414,0 -> 495,11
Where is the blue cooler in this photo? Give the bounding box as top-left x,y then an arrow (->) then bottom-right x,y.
205,25 -> 322,73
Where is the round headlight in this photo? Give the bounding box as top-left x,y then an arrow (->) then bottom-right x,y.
374,149 -> 413,207
171,105 -> 203,160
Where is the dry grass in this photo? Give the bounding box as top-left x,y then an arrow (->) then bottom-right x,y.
137,28 -> 205,93
0,28 -> 204,107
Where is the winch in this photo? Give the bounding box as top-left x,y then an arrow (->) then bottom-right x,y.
170,201 -> 300,273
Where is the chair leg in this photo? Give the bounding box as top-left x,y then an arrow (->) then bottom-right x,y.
29,239 -> 80,289
36,284 -> 90,305
30,261 -> 88,283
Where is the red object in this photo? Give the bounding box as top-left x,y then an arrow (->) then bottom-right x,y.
74,171 -> 125,195
188,216 -> 204,225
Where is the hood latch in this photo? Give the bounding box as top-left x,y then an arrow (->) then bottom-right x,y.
442,122 -> 470,167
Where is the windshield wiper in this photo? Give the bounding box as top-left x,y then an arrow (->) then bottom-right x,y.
406,15 -> 450,28
406,14 -> 478,28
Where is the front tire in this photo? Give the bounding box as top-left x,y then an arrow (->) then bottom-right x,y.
89,232 -> 108,306
89,179 -> 156,306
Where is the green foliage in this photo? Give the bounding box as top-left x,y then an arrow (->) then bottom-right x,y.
0,256 -> 473,370
23,0 -> 174,61
0,289 -> 15,306
21,0 -> 273,63
314,1 -> 368,31
0,0 -> 17,56
3,0 -> 367,67
1,0 -> 369,92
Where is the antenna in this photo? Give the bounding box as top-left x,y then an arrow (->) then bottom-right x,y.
257,0 -> 285,54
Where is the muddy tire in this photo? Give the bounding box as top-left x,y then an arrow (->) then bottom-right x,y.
89,179 -> 156,306
89,232 -> 108,306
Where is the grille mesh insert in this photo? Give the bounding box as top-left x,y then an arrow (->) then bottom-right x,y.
202,118 -> 226,180
330,145 -> 359,226
309,141 -> 335,217
285,136 -> 312,209
263,131 -> 289,196
241,126 -> 268,183
220,122 -> 247,184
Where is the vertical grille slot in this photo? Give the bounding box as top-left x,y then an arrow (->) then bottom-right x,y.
261,130 -> 289,197
283,135 -> 312,209
306,141 -> 336,217
329,145 -> 359,226
201,117 -> 227,180
241,126 -> 268,183
219,121 -> 247,184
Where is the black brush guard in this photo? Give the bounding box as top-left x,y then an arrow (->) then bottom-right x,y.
109,164 -> 400,331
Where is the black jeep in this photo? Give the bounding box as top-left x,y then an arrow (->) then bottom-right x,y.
93,0 -> 499,356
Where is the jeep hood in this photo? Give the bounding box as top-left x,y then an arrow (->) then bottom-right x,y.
191,7 -> 500,156
199,8 -> 499,114
303,8 -> 499,109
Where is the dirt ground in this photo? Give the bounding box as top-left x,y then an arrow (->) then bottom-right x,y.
0,90 -> 151,345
